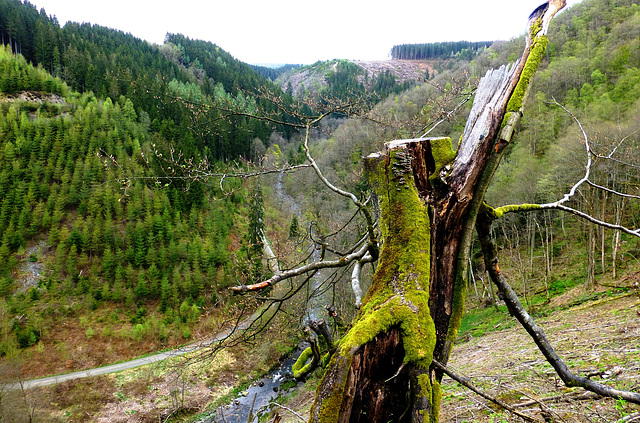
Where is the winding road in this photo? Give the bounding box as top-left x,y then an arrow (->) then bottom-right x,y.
5,321 -> 250,391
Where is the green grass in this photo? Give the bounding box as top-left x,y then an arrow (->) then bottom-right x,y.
457,305 -> 515,340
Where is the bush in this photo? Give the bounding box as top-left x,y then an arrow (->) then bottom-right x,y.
181,327 -> 192,340
130,324 -> 145,342
15,325 -> 40,348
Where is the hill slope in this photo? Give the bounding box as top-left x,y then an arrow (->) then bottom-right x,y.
276,58 -> 436,99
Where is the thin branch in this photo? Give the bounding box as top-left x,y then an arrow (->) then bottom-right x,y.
420,88 -> 476,138
547,203 -> 640,237
513,390 -> 600,408
229,241 -> 372,293
586,180 -> 640,200
493,202 -> 640,238
271,402 -> 307,422
431,359 -> 543,422
540,100 -> 592,208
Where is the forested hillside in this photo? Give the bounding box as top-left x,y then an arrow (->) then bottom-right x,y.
0,45 -> 247,365
0,0 -> 293,160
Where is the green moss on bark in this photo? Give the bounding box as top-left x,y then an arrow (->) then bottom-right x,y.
428,137 -> 456,181
313,146 -> 438,422
444,270 -> 466,354
493,203 -> 542,218
506,35 -> 549,112
292,346 -> 314,379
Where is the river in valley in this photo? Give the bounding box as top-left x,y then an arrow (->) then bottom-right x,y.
200,173 -> 332,423
201,346 -> 305,423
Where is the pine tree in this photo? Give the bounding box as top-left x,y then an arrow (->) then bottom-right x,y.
134,273 -> 148,300
289,215 -> 300,239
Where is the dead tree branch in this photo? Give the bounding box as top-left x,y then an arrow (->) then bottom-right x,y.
431,359 -> 542,422
492,101 -> 640,238
229,241 -> 373,293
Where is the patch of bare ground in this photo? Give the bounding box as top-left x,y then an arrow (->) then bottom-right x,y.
354,59 -> 437,86
441,293 -> 640,422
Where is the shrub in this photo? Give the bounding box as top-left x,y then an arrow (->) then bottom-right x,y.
130,324 -> 145,342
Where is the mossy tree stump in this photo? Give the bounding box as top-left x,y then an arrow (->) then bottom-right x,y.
308,15 -> 557,423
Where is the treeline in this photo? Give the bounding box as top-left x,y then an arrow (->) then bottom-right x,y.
0,0 -> 291,161
0,47 -> 240,353
390,41 -> 494,61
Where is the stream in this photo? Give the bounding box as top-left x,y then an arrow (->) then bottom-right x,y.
201,347 -> 305,423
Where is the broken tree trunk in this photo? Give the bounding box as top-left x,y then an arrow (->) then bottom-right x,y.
308,10 -> 560,423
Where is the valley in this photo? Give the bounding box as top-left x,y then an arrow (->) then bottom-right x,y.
1,0 -> 640,421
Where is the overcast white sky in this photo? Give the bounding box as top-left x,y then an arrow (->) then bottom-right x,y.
30,0 -> 583,65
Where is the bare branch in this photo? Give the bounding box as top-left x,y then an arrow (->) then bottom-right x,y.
271,402 -> 307,422
548,203 -> 640,237
420,88 -> 476,138
586,180 -> 640,200
492,202 -> 640,238
539,100 -> 592,208
350,253 -> 374,308
229,241 -> 373,293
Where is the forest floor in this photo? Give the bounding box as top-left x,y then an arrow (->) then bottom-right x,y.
439,289 -> 640,423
